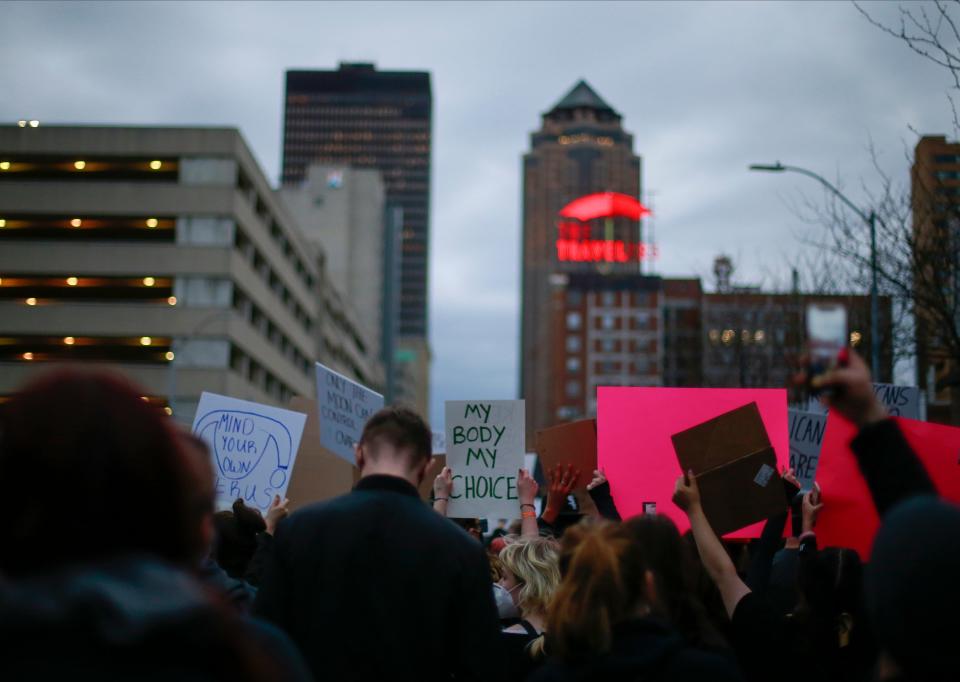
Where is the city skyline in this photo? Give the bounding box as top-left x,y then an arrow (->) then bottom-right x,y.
0,0 -> 952,426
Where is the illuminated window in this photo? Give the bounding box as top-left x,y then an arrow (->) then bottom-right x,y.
566,311 -> 582,330
602,291 -> 616,307
601,315 -> 615,330
0,161 -> 10,170
25,297 -> 37,306
145,218 -> 159,228
73,160 -> 86,170
64,336 -> 75,345
70,218 -> 82,228
66,277 -> 78,286
140,336 -> 152,346
566,380 -> 581,398
566,356 -> 581,372
566,335 -> 581,352
149,160 -> 163,170
0,219 -> 6,227
754,329 -> 766,344
143,277 -> 155,287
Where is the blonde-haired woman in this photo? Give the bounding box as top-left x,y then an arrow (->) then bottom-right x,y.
498,536 -> 560,681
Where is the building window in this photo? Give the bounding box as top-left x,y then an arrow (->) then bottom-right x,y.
567,289 -> 582,306
601,339 -> 616,353
566,356 -> 581,372
566,335 -> 581,352
566,311 -> 582,330
602,291 -> 616,307
601,315 -> 615,330
566,380 -> 580,398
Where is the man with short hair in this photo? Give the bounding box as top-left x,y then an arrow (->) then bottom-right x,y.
254,407 -> 500,681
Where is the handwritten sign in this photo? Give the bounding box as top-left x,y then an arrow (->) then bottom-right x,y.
445,400 -> 525,518
804,383 -> 923,420
315,362 -> 384,465
192,392 -> 307,514
788,409 -> 827,491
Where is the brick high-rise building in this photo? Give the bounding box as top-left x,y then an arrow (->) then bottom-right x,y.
912,135 -> 960,422
282,62 -> 432,410
520,80 -> 648,436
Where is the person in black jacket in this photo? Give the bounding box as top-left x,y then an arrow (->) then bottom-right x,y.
532,519 -> 742,682
0,368 -> 310,682
253,406 -> 502,682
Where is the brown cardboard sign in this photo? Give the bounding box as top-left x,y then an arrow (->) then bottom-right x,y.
285,396 -> 359,512
535,419 -> 597,489
671,402 -> 785,536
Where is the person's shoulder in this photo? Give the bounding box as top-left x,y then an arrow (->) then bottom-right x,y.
244,617 -> 313,682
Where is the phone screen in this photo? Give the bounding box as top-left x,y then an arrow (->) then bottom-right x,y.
806,303 -> 847,387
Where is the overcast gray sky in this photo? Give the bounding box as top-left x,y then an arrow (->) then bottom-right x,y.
0,0 -> 953,426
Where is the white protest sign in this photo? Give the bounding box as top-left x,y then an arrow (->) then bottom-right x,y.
315,362 -> 384,465
432,430 -> 446,455
192,392 -> 307,514
445,400 -> 525,519
788,409 -> 827,491
804,382 -> 924,420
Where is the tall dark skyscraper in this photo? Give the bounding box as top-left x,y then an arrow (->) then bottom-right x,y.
282,62 -> 432,340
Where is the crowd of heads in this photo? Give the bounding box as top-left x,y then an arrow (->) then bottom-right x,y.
1,357 -> 958,681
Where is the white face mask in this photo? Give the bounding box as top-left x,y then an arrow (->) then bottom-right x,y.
493,582 -> 520,619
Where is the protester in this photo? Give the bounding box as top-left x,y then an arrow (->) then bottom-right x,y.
532,519 -> 743,682
497,537 -> 560,681
674,468 -> 874,682
254,406 -> 501,681
815,350 -> 956,681
0,368 -> 310,681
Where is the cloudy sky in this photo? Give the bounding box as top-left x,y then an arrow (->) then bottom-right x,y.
0,1 -> 954,425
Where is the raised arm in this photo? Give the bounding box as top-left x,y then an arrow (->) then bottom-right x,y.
433,466 -> 453,516
541,464 -> 580,525
587,469 -> 623,521
517,468 -> 540,538
673,470 -> 751,618
819,351 -> 935,514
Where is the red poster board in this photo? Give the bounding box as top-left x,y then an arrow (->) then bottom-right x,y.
597,387 -> 789,537
815,415 -> 960,558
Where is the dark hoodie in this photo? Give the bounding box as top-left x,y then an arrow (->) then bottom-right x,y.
0,556 -> 310,681
530,618 -> 743,682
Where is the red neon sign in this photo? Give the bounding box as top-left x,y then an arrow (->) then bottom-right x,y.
556,239 -> 658,262
558,192 -> 651,222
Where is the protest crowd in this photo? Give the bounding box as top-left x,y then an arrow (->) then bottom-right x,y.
0,349 -> 958,682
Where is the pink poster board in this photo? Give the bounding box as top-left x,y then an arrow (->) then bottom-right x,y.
597,387 -> 790,537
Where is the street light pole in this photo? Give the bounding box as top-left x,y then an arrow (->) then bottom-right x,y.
749,162 -> 881,379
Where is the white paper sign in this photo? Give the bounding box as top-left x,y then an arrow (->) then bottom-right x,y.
192,392 -> 307,514
445,400 -> 525,519
788,409 -> 827,491
315,362 -> 384,465
804,383 -> 923,420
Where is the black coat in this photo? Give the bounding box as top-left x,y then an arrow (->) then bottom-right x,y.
530,618 -> 743,682
0,556 -> 310,682
254,474 -> 502,682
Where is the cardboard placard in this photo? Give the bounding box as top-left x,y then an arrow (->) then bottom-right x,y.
788,409 -> 827,491
315,362 -> 384,465
192,392 -> 307,514
814,414 -> 960,558
284,396 -> 359,512
445,400 -> 525,519
598,387 -> 789,537
535,419 -> 597,489
672,402 -> 786,536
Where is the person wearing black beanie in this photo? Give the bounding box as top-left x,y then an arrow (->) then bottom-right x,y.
865,497 -> 960,681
